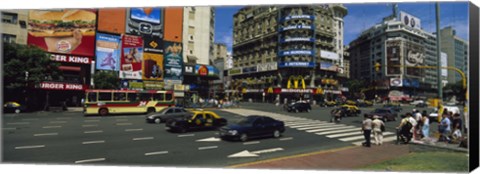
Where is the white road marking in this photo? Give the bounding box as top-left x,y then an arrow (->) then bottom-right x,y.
84,130 -> 103,134
34,133 -> 58,136
84,120 -> 100,122
56,117 -> 71,120
22,118 -> 38,121
243,141 -> 260,145
285,121 -> 326,126
295,124 -> 345,130
279,137 -> 293,141
326,131 -> 363,138
251,147 -> 284,154
125,128 -> 143,132
178,134 -> 195,137
116,123 -> 132,126
289,123 -> 334,128
3,127 -> 17,130
313,127 -> 359,134
133,137 -> 154,141
339,132 -> 394,141
116,119 -> 128,122
82,124 -> 98,127
352,136 -> 398,146
42,126 -> 62,129
82,140 -> 105,144
198,146 -> 218,150
74,158 -> 106,164
196,137 -> 221,142
145,151 -> 169,156
49,121 -> 67,124
7,122 -> 30,125
15,145 -> 45,149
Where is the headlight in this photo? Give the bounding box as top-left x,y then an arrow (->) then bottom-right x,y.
228,130 -> 238,135
147,116 -> 154,119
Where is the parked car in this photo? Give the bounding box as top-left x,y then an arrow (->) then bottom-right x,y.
333,104 -> 361,117
165,110 -> 227,133
415,102 -> 428,108
3,102 -> 26,113
410,100 -> 425,105
357,100 -> 373,107
286,102 -> 312,113
429,105 -> 460,122
345,100 -> 357,106
366,108 -> 398,122
219,115 -> 285,142
383,104 -> 402,112
145,107 -> 190,124
325,101 -> 337,107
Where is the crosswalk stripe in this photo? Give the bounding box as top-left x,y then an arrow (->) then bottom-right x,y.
296,124 -> 346,130
289,122 -> 334,128
313,127 -> 359,134
339,132 -> 394,142
327,131 -> 363,138
351,136 -> 398,146
285,121 -> 327,126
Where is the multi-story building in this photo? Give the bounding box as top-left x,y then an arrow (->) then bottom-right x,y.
213,43 -> 228,62
231,5 -> 347,102
183,6 -> 215,65
1,10 -> 28,44
341,45 -> 350,79
440,26 -> 469,84
349,6 -> 440,100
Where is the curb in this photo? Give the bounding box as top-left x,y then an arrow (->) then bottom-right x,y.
410,140 -> 468,153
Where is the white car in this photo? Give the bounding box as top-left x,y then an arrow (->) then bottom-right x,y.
410,100 -> 425,105
429,105 -> 460,121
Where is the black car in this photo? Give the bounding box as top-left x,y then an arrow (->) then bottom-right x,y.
219,115 -> 285,142
286,102 -> 312,113
165,110 -> 227,133
366,108 -> 398,122
145,107 -> 190,124
383,104 -> 402,112
415,102 -> 428,108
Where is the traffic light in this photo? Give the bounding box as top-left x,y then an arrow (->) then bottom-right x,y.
374,62 -> 381,72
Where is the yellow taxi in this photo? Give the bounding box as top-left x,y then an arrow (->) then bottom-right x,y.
165,109 -> 228,132
340,104 -> 361,116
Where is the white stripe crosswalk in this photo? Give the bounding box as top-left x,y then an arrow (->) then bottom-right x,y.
222,108 -> 398,146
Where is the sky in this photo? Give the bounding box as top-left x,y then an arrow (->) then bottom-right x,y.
214,2 -> 469,53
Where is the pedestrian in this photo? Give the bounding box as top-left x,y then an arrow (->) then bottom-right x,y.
413,109 -> 422,140
451,113 -> 463,143
396,113 -> 414,144
361,114 -> 373,147
421,114 -> 430,139
439,114 -> 452,143
372,115 -> 385,145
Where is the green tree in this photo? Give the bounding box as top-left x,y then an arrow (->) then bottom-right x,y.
93,70 -> 120,89
3,43 -> 61,89
344,79 -> 366,97
443,80 -> 465,102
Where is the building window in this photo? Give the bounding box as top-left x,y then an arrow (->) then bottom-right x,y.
2,34 -> 16,43
19,20 -> 26,28
189,10 -> 195,20
188,26 -> 195,35
2,12 -> 18,24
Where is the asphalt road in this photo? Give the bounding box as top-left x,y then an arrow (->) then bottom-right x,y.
2,103 -> 439,167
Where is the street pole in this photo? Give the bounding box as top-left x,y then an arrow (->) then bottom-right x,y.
435,2 -> 443,101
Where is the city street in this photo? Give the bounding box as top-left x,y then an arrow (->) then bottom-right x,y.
2,103 -> 439,167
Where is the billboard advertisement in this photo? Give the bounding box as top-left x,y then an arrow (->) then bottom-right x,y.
27,10 -> 96,57
385,40 -> 402,75
142,53 -> 164,81
120,35 -> 144,79
184,64 -> 195,76
164,41 -> 183,82
441,52 -> 448,77
144,35 -> 163,54
320,50 -> 339,61
164,8 -> 183,42
195,65 -> 219,77
126,8 -> 163,37
98,8 -> 126,34
319,62 -> 341,72
95,33 -> 121,71
400,11 -> 422,30
390,78 -> 403,87
404,41 -> 425,77
278,62 -> 315,68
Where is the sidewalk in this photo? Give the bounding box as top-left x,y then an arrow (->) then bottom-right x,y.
229,142 -> 410,170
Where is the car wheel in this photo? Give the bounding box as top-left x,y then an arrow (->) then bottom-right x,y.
154,118 -> 162,124
295,109 -> 299,113
307,109 -> 311,113
273,130 -> 281,138
239,133 -> 248,142
99,108 -> 108,116
14,109 -> 21,114
179,126 -> 187,133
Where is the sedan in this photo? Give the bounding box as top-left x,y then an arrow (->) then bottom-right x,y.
366,108 -> 398,122
287,102 -> 312,113
146,107 -> 190,124
3,101 -> 25,113
165,110 -> 227,133
219,115 -> 285,142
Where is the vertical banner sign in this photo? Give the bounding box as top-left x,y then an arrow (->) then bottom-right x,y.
164,41 -> 183,82
120,35 -> 144,79
405,41 -> 425,77
126,8 -> 163,38
96,33 -> 121,71
98,8 -> 126,34
27,10 -> 96,57
386,40 -> 402,75
142,53 -> 164,81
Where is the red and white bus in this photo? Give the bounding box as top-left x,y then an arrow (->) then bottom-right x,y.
84,89 -> 175,116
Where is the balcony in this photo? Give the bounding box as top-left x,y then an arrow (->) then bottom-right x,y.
281,15 -> 315,22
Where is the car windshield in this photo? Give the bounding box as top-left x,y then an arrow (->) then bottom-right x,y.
237,117 -> 257,125
374,109 -> 388,113
158,108 -> 170,113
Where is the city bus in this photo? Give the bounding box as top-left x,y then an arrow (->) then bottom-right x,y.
84,89 -> 175,116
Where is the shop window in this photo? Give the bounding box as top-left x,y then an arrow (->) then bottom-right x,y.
153,93 -> 165,101
99,92 -> 112,101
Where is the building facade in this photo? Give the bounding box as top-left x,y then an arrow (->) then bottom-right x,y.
440,26 -> 469,84
231,5 -> 347,103
182,6 -> 215,65
213,43 -> 228,62
349,7 -> 440,100
1,10 -> 28,44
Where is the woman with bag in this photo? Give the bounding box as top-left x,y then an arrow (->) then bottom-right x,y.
372,115 -> 385,145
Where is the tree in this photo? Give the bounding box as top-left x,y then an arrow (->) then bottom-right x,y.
93,70 -> 120,89
344,79 -> 366,98
443,80 -> 465,102
3,43 -> 61,107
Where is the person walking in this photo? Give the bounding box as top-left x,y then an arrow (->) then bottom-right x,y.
413,109 -> 422,140
439,115 -> 452,143
372,115 -> 385,145
361,114 -> 373,147
421,114 -> 430,139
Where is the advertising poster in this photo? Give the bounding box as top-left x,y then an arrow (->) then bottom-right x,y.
164,41 -> 183,82
98,8 -> 126,34
95,33 -> 121,71
386,40 -> 402,75
142,53 -> 164,81
164,8 -> 183,42
143,35 -> 163,54
126,8 -> 163,37
120,35 -> 144,79
27,10 -> 96,57
405,41 -> 425,77
319,62 -> 341,72
195,65 -> 219,77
